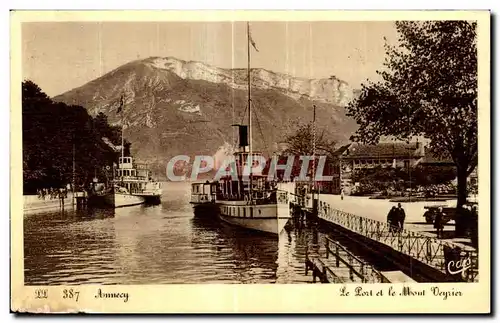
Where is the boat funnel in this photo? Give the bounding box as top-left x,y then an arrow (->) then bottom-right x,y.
232,124 -> 248,148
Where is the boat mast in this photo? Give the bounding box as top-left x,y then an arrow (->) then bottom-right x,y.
121,104 -> 124,163
120,95 -> 124,184
247,22 -> 253,202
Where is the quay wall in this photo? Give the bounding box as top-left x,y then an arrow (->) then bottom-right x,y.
22,194 -> 75,215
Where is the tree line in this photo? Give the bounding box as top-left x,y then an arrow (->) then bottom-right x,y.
22,80 -> 128,194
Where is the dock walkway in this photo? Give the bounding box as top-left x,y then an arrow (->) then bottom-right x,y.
289,193 -> 478,282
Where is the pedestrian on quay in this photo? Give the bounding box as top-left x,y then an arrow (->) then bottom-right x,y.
434,207 -> 444,238
396,203 -> 406,232
341,188 -> 344,201
387,206 -> 397,233
59,188 -> 65,208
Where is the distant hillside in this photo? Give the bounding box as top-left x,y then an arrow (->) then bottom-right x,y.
54,57 -> 358,177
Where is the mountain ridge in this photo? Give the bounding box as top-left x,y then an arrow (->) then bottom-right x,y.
53,56 -> 358,176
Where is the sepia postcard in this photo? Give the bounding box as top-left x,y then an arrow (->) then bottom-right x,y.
10,10 -> 490,314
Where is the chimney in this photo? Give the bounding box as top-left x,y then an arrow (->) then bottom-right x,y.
238,125 -> 248,148
232,125 -> 249,151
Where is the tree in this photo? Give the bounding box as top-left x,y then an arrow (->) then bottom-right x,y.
413,165 -> 457,187
22,80 -> 124,194
277,122 -> 338,182
283,122 -> 337,157
346,21 -> 477,208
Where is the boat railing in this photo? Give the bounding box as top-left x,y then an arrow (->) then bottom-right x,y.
215,189 -> 293,205
117,175 -> 149,181
133,162 -> 150,170
191,193 -> 216,203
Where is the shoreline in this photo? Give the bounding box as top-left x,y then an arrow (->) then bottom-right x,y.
22,193 -> 75,215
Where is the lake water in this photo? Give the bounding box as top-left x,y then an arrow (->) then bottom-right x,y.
24,182 -> 328,285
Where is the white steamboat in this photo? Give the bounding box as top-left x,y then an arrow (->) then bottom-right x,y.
105,156 -> 162,208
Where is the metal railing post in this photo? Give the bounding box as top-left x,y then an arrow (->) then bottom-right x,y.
336,245 -> 340,267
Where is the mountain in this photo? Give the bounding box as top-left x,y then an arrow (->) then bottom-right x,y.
53,57 -> 358,176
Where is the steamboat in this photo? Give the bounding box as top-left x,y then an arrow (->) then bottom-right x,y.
104,155 -> 162,208
190,22 -> 293,234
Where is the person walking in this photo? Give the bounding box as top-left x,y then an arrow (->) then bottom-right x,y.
387,206 -> 397,233
396,203 -> 406,232
434,207 -> 444,238
59,188 -> 65,208
340,188 -> 344,201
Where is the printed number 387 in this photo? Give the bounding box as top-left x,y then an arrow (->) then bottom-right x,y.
63,289 -> 80,302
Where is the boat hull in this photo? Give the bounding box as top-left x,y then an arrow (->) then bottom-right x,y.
217,202 -> 290,235
191,202 -> 219,217
104,193 -> 146,208
136,194 -> 162,205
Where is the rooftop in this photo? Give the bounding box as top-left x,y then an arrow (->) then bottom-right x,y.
419,148 -> 454,165
339,142 -> 424,159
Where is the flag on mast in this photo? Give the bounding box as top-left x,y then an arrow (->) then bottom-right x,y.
248,26 -> 259,52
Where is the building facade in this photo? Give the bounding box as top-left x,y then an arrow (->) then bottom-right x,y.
331,142 -> 426,195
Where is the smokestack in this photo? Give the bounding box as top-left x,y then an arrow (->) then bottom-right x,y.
238,125 -> 248,148
232,124 -> 248,149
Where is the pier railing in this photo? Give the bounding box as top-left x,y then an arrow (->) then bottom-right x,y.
305,236 -> 387,283
315,201 -> 479,282
324,236 -> 386,283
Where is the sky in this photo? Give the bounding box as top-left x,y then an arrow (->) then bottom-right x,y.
22,21 -> 399,97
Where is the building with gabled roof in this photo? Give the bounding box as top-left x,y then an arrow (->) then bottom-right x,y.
331,141 -> 426,194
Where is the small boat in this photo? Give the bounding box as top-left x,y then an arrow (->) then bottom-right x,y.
190,181 -> 219,215
103,155 -> 162,208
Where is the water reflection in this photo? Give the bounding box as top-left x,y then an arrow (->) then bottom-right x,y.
24,182 -> 317,285
190,215 -> 278,283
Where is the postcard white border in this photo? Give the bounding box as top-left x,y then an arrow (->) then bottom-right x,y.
10,10 -> 491,314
